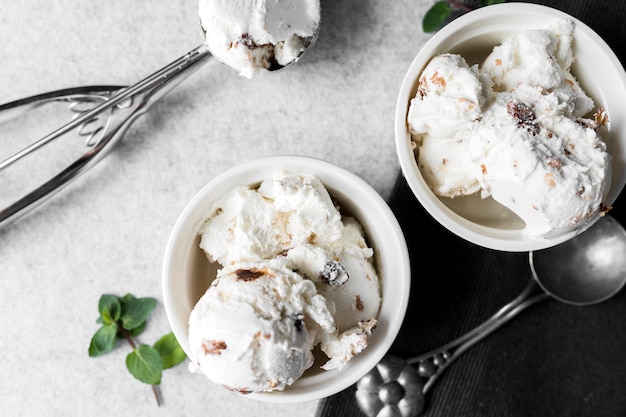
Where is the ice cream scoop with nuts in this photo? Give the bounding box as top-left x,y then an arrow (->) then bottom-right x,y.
199,0 -> 320,78
408,19 -> 611,238
188,171 -> 380,393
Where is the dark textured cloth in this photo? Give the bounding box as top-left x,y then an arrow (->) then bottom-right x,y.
316,1 -> 626,416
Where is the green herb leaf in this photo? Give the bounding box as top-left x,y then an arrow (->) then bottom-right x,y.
154,333 -> 187,369
120,293 -> 137,305
98,294 -> 121,325
90,292 -> 184,405
126,344 -> 163,385
88,323 -> 118,357
128,321 -> 147,337
422,1 -> 452,33
120,294 -> 157,331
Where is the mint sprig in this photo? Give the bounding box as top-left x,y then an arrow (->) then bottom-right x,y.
88,293 -> 186,406
422,0 -> 506,33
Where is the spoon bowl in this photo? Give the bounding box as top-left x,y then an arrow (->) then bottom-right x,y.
531,215 -> 626,305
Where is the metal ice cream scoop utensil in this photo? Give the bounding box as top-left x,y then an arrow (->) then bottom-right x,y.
0,29 -> 318,228
356,215 -> 626,417
0,45 -> 209,228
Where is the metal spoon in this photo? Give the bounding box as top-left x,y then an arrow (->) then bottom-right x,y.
0,22 -> 320,228
356,215 -> 626,417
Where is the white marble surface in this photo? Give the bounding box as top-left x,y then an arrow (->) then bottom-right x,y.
0,1 -> 432,416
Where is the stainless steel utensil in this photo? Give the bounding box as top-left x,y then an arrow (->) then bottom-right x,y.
0,44 -> 211,227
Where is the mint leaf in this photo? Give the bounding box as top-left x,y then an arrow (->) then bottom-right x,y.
90,292 -> 184,406
120,294 -> 157,331
98,294 -> 121,325
88,323 -> 118,357
126,344 -> 163,385
422,1 -> 452,33
128,321 -> 147,337
154,333 -> 187,369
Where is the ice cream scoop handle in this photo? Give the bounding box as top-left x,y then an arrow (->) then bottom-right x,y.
406,278 -> 549,394
0,44 -> 212,227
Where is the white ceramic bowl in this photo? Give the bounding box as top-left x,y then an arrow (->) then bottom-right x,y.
395,3 -> 626,252
162,156 -> 410,403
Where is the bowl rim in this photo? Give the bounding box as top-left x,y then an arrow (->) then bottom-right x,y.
161,155 -> 411,403
395,2 -> 626,252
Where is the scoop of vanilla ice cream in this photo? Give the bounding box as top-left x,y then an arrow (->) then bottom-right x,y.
257,171 -> 343,248
409,53 -> 491,139
198,187 -> 284,265
408,53 -> 491,197
199,171 -> 344,265
276,215 -> 380,341
482,19 -> 594,117
188,261 -> 335,393
407,20 -> 611,238
198,0 -> 320,78
314,217 -> 380,332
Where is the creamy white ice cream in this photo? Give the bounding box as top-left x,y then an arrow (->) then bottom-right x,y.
198,0 -> 320,78
408,20 -> 611,238
189,171 -> 381,392
188,261 -> 333,393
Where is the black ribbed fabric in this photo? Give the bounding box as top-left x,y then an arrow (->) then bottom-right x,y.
316,2 -> 626,415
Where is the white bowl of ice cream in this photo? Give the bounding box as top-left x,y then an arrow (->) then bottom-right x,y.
162,156 -> 410,403
396,3 -> 626,251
